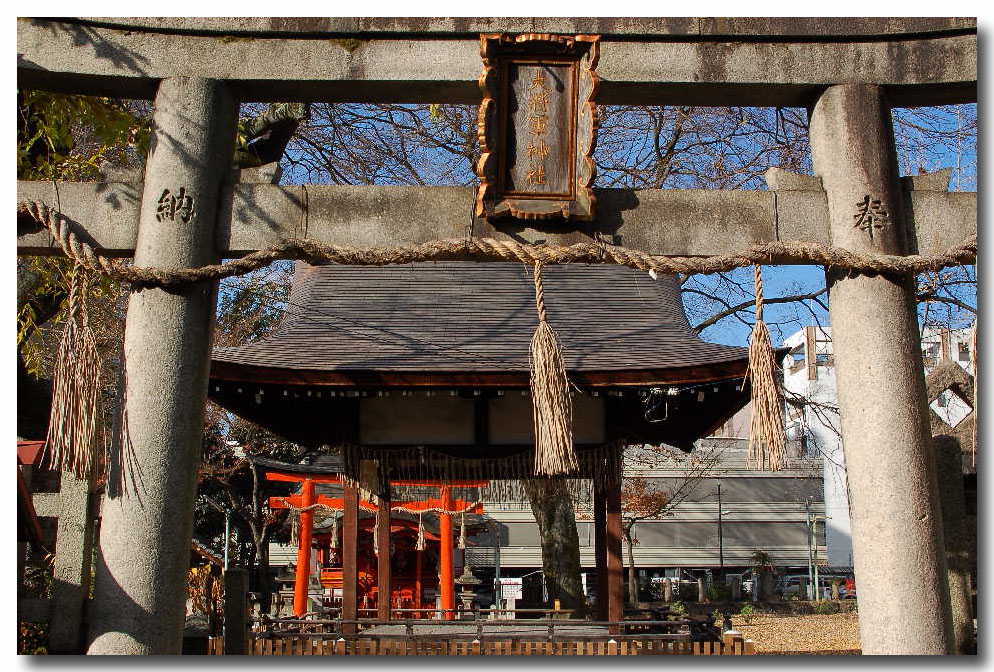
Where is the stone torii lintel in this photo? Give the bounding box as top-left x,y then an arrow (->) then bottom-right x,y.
17,18 -> 977,107
15,173 -> 976,261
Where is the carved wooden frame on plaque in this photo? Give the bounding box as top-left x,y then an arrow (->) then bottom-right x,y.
476,33 -> 600,222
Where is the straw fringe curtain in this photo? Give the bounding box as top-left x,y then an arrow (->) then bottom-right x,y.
341,442 -> 619,501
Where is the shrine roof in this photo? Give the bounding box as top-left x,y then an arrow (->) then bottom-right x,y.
212,262 -> 749,387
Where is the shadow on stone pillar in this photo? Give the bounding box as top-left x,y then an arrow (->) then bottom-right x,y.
223,568 -> 248,655
932,435 -> 974,654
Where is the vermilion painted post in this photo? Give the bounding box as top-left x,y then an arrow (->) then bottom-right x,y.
342,485 -> 359,634
293,478 -> 316,617
376,487 -> 392,620
439,486 -> 455,621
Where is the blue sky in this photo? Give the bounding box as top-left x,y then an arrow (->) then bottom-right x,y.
253,102 -> 976,350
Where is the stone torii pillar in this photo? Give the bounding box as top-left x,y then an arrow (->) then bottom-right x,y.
87,78 -> 238,654
808,83 -> 954,654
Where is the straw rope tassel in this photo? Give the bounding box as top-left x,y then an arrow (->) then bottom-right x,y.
747,265 -> 788,471
416,513 -> 426,551
330,515 -> 339,550
44,264 -> 103,479
529,263 -> 578,476
458,513 -> 467,550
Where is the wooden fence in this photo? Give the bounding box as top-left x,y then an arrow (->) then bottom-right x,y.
208,633 -> 755,656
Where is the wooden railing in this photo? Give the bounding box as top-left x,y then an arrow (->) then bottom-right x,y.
208,617 -> 756,655
209,632 -> 754,656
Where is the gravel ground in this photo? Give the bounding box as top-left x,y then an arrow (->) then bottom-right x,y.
736,613 -> 861,655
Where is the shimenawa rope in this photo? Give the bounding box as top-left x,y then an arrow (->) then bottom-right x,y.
17,200 -> 977,289
20,199 -> 977,476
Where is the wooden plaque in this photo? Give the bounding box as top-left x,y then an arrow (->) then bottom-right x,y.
476,33 -> 600,222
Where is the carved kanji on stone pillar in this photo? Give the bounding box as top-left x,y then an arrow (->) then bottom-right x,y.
476,33 -> 600,222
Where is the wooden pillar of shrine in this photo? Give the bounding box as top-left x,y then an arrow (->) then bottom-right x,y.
376,482 -> 392,621
605,474 -> 624,630
292,478 -> 315,617
342,484 -> 359,633
593,482 -> 608,621
439,486 -> 455,620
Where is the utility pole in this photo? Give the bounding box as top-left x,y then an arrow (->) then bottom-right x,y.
806,498 -> 814,600
809,514 -> 831,600
717,483 -> 724,581
223,509 -> 232,570
491,520 -> 501,610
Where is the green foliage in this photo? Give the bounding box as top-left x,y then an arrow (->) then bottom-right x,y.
738,602 -> 756,616
707,582 -> 732,601
814,600 -> 839,615
17,90 -> 148,384
750,549 -> 775,572
18,622 -> 48,655
17,90 -> 149,182
669,600 -> 687,615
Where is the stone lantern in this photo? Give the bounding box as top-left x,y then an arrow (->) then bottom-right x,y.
455,563 -> 482,619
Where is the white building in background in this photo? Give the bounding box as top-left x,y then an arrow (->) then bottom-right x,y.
780,324 -> 976,568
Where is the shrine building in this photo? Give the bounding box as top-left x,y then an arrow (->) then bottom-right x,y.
209,261 -> 754,621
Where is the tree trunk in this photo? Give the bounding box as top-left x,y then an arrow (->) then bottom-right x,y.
523,479 -> 585,617
255,537 -> 273,614
624,526 -> 639,606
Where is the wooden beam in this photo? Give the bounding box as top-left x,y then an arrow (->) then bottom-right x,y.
18,19 -> 976,107
269,495 -> 482,514
17,180 -> 976,261
264,472 -> 342,484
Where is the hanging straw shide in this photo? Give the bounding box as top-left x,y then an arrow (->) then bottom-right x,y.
529,263 -> 578,476
415,513 -> 426,551
44,264 -> 103,479
746,265 -> 788,471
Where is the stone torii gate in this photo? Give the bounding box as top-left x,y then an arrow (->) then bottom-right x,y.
16,18 -> 977,655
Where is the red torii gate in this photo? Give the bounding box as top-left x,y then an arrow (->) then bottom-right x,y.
266,470 -> 485,620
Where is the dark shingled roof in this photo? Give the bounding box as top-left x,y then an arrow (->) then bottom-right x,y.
212,262 -> 748,384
